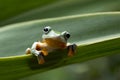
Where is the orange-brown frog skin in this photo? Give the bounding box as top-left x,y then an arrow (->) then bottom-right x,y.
26,26 -> 77,64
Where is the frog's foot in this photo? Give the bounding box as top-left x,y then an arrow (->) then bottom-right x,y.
37,52 -> 45,64
26,48 -> 31,55
67,44 -> 77,57
41,50 -> 48,56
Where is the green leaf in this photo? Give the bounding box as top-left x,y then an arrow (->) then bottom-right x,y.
0,0 -> 59,23
1,0 -> 120,26
0,12 -> 120,79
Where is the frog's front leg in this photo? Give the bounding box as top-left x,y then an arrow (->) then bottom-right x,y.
37,52 -> 45,64
30,42 -> 48,64
67,43 -> 77,57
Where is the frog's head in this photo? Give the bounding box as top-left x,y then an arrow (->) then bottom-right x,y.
42,26 -> 70,43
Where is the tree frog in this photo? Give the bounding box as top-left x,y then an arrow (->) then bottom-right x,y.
25,26 -> 77,64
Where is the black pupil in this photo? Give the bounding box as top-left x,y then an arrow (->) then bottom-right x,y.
44,28 -> 48,32
66,34 -> 70,38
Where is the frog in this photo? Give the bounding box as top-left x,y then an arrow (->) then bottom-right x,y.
25,26 -> 77,64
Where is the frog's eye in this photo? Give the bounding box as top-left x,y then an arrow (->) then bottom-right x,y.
65,32 -> 70,39
62,31 -> 70,40
43,26 -> 51,34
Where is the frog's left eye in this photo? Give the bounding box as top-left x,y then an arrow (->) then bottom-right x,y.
62,31 -> 71,40
43,26 -> 51,34
65,33 -> 70,39
65,32 -> 70,39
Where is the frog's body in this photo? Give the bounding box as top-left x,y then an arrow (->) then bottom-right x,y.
26,26 -> 77,64
43,37 -> 67,49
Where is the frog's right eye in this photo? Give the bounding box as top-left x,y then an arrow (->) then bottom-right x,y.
43,26 -> 51,34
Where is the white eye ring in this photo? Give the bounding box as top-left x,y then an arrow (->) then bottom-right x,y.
61,31 -> 70,40
43,26 -> 51,34
65,32 -> 70,39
